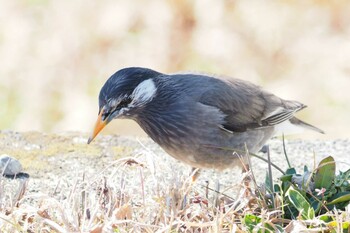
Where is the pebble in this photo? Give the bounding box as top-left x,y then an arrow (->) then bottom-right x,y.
0,154 -> 23,176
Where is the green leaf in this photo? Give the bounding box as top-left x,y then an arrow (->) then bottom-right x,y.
327,192 -> 350,205
319,214 -> 332,222
286,186 -> 315,220
314,156 -> 336,190
286,168 -> 297,175
334,169 -> 350,188
244,214 -> 261,232
280,174 -> 293,182
243,214 -> 276,233
274,184 -> 281,193
328,221 -> 350,230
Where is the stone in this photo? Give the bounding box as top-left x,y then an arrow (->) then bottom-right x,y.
0,154 -> 23,176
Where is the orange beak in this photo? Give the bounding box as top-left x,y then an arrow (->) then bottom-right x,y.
87,108 -> 107,144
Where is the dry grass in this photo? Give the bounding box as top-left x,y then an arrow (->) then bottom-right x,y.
1,149 -> 349,233
0,149 -> 253,232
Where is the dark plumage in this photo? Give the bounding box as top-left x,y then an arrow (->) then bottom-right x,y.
88,67 -> 324,169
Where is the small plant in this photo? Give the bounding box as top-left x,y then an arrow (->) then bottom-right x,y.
244,155 -> 350,232
280,156 -> 350,216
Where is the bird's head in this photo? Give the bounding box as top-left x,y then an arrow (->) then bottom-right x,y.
87,67 -> 162,144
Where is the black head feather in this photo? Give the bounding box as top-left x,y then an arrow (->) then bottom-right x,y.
99,67 -> 162,109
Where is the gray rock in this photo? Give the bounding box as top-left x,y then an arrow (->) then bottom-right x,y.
0,154 -> 23,176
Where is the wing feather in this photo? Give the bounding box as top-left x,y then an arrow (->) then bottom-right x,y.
197,77 -> 305,132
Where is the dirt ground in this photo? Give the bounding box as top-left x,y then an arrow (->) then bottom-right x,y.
1,130 -> 349,197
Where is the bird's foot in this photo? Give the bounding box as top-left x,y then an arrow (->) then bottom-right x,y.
259,145 -> 269,153
190,167 -> 201,182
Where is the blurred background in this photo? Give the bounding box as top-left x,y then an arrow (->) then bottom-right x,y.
0,0 -> 349,139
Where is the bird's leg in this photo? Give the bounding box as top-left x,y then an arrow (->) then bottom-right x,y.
241,163 -> 252,197
190,167 -> 201,182
237,146 -> 253,197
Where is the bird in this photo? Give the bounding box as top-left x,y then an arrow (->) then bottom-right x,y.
87,67 -> 324,171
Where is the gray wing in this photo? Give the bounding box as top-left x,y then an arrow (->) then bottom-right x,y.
198,78 -> 305,132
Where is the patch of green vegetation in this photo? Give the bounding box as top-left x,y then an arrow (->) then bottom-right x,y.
243,152 -> 350,232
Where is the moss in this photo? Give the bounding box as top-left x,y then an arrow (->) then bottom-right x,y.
111,146 -> 133,159
0,132 -> 103,171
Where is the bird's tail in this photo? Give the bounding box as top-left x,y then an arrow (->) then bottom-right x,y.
289,117 -> 325,134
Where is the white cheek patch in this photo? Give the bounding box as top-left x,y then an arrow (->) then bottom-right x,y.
132,79 -> 157,104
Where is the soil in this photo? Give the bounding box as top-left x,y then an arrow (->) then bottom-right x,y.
1,130 -> 349,197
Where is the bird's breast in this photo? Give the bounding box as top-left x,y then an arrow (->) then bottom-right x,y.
134,101 -> 274,169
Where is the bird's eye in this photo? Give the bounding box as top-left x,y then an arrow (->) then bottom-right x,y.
117,97 -> 132,110
117,97 -> 131,109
